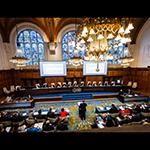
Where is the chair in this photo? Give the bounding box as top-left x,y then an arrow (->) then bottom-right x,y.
73,81 -> 78,87
10,85 -> 15,92
35,83 -> 40,89
67,81 -> 72,88
111,81 -> 115,86
98,81 -> 102,86
43,83 -> 48,88
87,81 -> 92,87
132,82 -> 138,89
57,82 -> 62,88
127,81 -> 132,86
50,83 -> 55,88
80,81 -> 84,87
62,82 -> 67,88
104,81 -> 109,86
92,81 -> 97,87
3,87 -> 10,94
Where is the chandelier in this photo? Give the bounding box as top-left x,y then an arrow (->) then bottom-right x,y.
77,17 -> 134,66
9,21 -> 28,67
9,47 -> 29,67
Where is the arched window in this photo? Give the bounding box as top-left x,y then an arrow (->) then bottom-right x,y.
61,30 -> 86,61
17,29 -> 45,65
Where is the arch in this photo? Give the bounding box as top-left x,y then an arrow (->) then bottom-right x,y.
134,18 -> 150,67
9,22 -> 49,56
55,24 -> 77,60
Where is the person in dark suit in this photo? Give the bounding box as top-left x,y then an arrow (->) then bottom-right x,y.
78,100 -> 87,121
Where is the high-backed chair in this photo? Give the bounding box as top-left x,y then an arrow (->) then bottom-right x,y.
67,81 -> 72,88
127,81 -> 132,86
10,85 -> 15,92
104,81 -> 109,86
73,81 -> 78,87
111,81 -> 115,86
35,83 -> 40,89
3,87 -> 10,94
62,82 -> 67,88
57,82 -> 62,88
98,81 -> 102,86
92,81 -> 97,87
43,83 -> 48,88
80,81 -> 84,87
87,81 -> 92,87
16,85 -> 22,91
132,82 -> 138,89
50,83 -> 55,88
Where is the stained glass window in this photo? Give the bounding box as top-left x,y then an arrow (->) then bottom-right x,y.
17,29 -> 45,65
61,31 -> 127,65
61,31 -> 86,61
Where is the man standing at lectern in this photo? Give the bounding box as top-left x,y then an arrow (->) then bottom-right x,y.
78,100 -> 87,122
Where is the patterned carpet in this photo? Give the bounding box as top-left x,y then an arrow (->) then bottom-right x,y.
34,98 -> 123,131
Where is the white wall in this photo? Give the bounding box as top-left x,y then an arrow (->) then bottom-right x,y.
130,18 -> 150,67
0,35 -> 11,70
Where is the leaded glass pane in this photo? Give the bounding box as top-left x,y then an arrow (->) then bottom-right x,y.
17,29 -> 45,66
62,30 -> 86,62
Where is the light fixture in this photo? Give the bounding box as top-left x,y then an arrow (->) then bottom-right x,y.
77,17 -> 134,67
49,42 -> 57,51
9,44 -> 29,67
67,19 -> 84,68
9,19 -> 28,67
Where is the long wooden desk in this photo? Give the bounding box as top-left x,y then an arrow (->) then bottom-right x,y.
14,85 -> 130,97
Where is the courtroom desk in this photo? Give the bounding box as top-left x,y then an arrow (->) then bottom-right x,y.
118,95 -> 149,103
0,100 -> 34,110
14,85 -> 130,97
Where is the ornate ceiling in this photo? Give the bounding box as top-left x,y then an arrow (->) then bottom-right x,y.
0,17 -> 148,44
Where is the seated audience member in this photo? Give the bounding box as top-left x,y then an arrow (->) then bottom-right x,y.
140,103 -> 150,112
62,82 -> 67,88
91,114 -> 105,128
0,124 -> 7,133
92,81 -> 97,87
109,104 -> 119,113
104,114 -> 118,127
47,108 -> 55,118
56,118 -> 69,131
59,108 -> 69,121
57,82 -> 62,88
18,124 -> 27,133
42,119 -> 54,131
10,122 -> 19,133
25,116 -> 36,128
119,89 -> 124,96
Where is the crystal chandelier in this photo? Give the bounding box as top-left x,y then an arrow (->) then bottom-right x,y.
77,17 -> 134,65
68,20 -> 84,67
9,20 -> 28,67
9,47 -> 28,67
